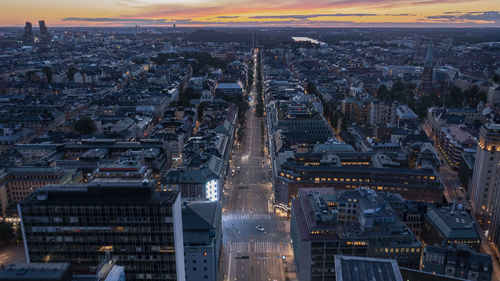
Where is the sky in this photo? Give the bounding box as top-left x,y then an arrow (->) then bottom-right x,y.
1,0 -> 500,27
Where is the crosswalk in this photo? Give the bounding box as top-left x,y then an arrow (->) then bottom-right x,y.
230,242 -> 281,254
231,242 -> 251,253
223,213 -> 271,220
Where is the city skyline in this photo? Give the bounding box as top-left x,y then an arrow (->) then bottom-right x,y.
1,0 -> 500,27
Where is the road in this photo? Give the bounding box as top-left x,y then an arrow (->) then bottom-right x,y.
439,164 -> 468,205
0,243 -> 26,268
219,50 -> 296,281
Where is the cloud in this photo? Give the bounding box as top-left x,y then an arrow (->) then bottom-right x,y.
384,13 -> 415,16
216,16 -> 240,19
62,17 -> 171,24
426,11 -> 500,23
248,13 -> 377,19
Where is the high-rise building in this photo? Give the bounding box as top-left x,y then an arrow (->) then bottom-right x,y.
23,22 -> 33,43
252,33 -> 257,49
422,41 -> 434,94
18,182 -> 185,281
469,123 -> 500,246
38,20 -> 50,41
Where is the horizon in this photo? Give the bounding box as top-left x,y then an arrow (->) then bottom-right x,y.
2,0 -> 500,28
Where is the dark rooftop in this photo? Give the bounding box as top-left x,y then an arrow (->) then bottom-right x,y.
334,255 -> 403,281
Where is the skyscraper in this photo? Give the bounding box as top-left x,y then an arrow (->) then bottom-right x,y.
38,20 -> 50,41
18,182 -> 186,281
23,22 -> 33,43
469,123 -> 500,246
421,41 -> 434,94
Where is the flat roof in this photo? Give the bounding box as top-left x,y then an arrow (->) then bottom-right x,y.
335,255 -> 403,281
425,207 -> 480,239
20,182 -> 178,204
0,263 -> 70,281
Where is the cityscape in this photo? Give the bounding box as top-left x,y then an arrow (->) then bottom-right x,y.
0,2 -> 499,281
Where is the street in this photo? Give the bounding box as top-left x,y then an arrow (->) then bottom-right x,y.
219,51 -> 296,281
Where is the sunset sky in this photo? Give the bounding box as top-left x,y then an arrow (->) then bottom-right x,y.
1,0 -> 500,27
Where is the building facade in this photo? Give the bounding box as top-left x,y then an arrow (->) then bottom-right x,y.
422,245 -> 492,281
18,182 -> 185,281
469,124 -> 500,248
182,201 -> 222,281
422,206 -> 481,251
291,188 -> 421,281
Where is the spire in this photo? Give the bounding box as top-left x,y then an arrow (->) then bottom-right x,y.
425,40 -> 434,68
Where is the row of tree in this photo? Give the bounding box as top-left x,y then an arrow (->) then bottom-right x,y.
152,52 -> 227,76
256,51 -> 264,117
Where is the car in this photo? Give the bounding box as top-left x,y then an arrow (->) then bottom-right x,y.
256,225 -> 265,232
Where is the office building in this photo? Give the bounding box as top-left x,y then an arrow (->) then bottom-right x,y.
334,255 -> 468,281
469,124 -> 500,247
214,82 -> 244,99
291,188 -> 421,281
18,182 -> 185,281
163,167 -> 219,201
90,157 -> 153,184
38,20 -> 50,41
23,22 -> 33,43
438,125 -> 476,168
182,200 -> 222,281
269,101 -> 334,144
0,167 -> 81,218
275,152 -> 443,204
422,205 -> 481,251
422,245 -> 492,281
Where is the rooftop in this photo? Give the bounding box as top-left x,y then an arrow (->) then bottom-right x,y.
0,263 -> 70,281
21,181 -> 178,204
335,255 -> 403,281
425,206 -> 480,239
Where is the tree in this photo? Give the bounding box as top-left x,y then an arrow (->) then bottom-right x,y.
448,86 -> 463,107
74,116 -> 95,134
42,67 -> 52,83
67,67 -> 78,81
178,87 -> 201,107
197,102 -> 208,122
0,221 -> 14,242
493,74 -> 500,83
377,85 -> 389,100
